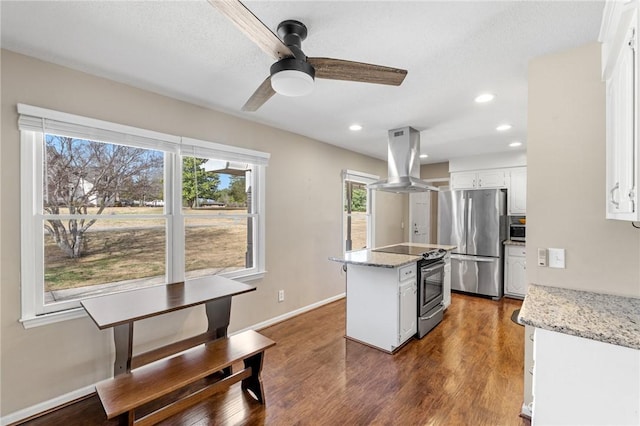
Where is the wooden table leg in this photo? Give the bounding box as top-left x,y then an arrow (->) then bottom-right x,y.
205,296 -> 232,376
113,322 -> 133,376
204,296 -> 232,339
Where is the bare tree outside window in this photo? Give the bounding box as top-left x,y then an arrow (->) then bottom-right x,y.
44,135 -> 163,258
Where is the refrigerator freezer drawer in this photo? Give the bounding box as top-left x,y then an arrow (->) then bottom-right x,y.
450,254 -> 503,298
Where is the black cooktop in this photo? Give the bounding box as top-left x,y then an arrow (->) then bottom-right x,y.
372,245 -> 430,256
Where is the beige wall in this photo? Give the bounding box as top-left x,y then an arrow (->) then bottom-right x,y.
419,162 -> 450,243
524,42 -> 640,407
527,42 -> 640,297
420,161 -> 449,181
0,50 -> 405,416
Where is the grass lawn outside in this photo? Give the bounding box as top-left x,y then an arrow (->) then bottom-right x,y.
44,207 -> 250,302
43,208 -> 368,303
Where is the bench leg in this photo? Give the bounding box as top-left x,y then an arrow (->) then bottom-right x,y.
241,352 -> 266,404
117,410 -> 134,426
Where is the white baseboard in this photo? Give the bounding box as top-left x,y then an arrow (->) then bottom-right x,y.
1,384 -> 96,426
0,293 -> 345,425
233,293 -> 345,335
520,401 -> 533,419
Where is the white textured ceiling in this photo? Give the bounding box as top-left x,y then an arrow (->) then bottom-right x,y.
1,0 -> 605,164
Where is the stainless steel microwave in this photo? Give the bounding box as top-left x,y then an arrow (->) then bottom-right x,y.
510,224 -> 526,241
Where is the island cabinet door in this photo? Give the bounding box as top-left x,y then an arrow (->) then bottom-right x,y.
398,282 -> 417,344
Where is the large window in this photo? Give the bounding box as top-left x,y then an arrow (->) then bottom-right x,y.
19,104 -> 269,325
342,170 -> 377,252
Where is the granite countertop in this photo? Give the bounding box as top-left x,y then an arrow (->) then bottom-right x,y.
518,284 -> 640,350
504,240 -> 526,246
328,243 -> 456,268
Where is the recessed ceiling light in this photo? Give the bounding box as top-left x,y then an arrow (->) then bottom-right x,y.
496,124 -> 512,131
420,154 -> 429,159
509,141 -> 522,147
474,93 -> 495,103
349,124 -> 362,131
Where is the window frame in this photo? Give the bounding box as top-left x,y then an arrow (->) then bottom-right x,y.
18,104 -> 269,328
342,169 -> 377,253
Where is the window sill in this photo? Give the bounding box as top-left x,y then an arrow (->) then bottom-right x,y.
228,270 -> 267,282
20,307 -> 88,329
20,271 -> 266,329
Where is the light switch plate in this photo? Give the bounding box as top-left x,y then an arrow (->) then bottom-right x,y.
548,248 -> 565,268
537,248 -> 547,267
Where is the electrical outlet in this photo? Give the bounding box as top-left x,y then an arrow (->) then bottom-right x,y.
278,290 -> 285,302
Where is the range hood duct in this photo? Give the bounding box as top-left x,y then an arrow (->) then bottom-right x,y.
368,127 -> 438,193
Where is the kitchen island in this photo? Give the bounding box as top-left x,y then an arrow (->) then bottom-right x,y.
518,284 -> 640,424
330,243 -> 455,353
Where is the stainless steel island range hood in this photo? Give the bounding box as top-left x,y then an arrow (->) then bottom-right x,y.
368,127 -> 438,193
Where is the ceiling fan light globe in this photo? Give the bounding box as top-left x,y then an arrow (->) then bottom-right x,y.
271,70 -> 314,97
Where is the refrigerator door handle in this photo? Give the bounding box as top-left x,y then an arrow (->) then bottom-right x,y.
450,254 -> 497,263
466,196 -> 472,246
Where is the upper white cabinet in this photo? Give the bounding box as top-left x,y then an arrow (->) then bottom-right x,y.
601,2 -> 639,221
508,167 -> 527,215
450,170 -> 507,190
451,167 -> 527,215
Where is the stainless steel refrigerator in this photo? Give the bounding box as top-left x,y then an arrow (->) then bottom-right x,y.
438,189 -> 506,298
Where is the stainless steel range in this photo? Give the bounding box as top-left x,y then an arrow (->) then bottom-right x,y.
417,249 -> 446,338
371,245 -> 446,338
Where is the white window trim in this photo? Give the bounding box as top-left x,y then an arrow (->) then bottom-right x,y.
342,169 -> 377,253
18,104 -> 269,328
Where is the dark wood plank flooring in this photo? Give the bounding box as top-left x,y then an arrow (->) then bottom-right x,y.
18,292 -> 528,426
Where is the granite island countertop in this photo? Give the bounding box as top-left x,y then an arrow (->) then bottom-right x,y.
328,243 -> 456,268
518,284 -> 640,350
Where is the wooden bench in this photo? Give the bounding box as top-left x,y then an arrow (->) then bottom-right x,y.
81,277 -> 274,425
95,330 -> 275,426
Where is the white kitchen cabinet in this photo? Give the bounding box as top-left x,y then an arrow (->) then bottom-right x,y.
504,245 -> 526,298
346,262 -> 417,352
532,328 -> 640,425
601,3 -> 639,221
450,170 -> 507,190
508,167 -> 527,215
399,281 -> 418,343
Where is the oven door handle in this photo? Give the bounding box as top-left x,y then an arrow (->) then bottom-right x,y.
420,261 -> 445,274
450,254 -> 496,263
420,304 -> 444,321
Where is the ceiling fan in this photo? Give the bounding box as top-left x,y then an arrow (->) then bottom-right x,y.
207,0 -> 408,111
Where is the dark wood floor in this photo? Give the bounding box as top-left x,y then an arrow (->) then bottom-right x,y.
19,292 -> 528,426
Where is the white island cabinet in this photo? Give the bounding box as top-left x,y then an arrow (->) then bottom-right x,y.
329,243 -> 456,353
346,262 -> 417,353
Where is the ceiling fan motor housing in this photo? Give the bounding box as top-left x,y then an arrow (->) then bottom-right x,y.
270,58 -> 315,80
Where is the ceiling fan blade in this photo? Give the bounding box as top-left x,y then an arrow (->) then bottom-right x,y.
241,76 -> 276,111
308,57 -> 407,86
207,0 -> 293,60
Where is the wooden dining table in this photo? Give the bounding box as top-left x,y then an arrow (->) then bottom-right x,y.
81,275 -> 256,376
